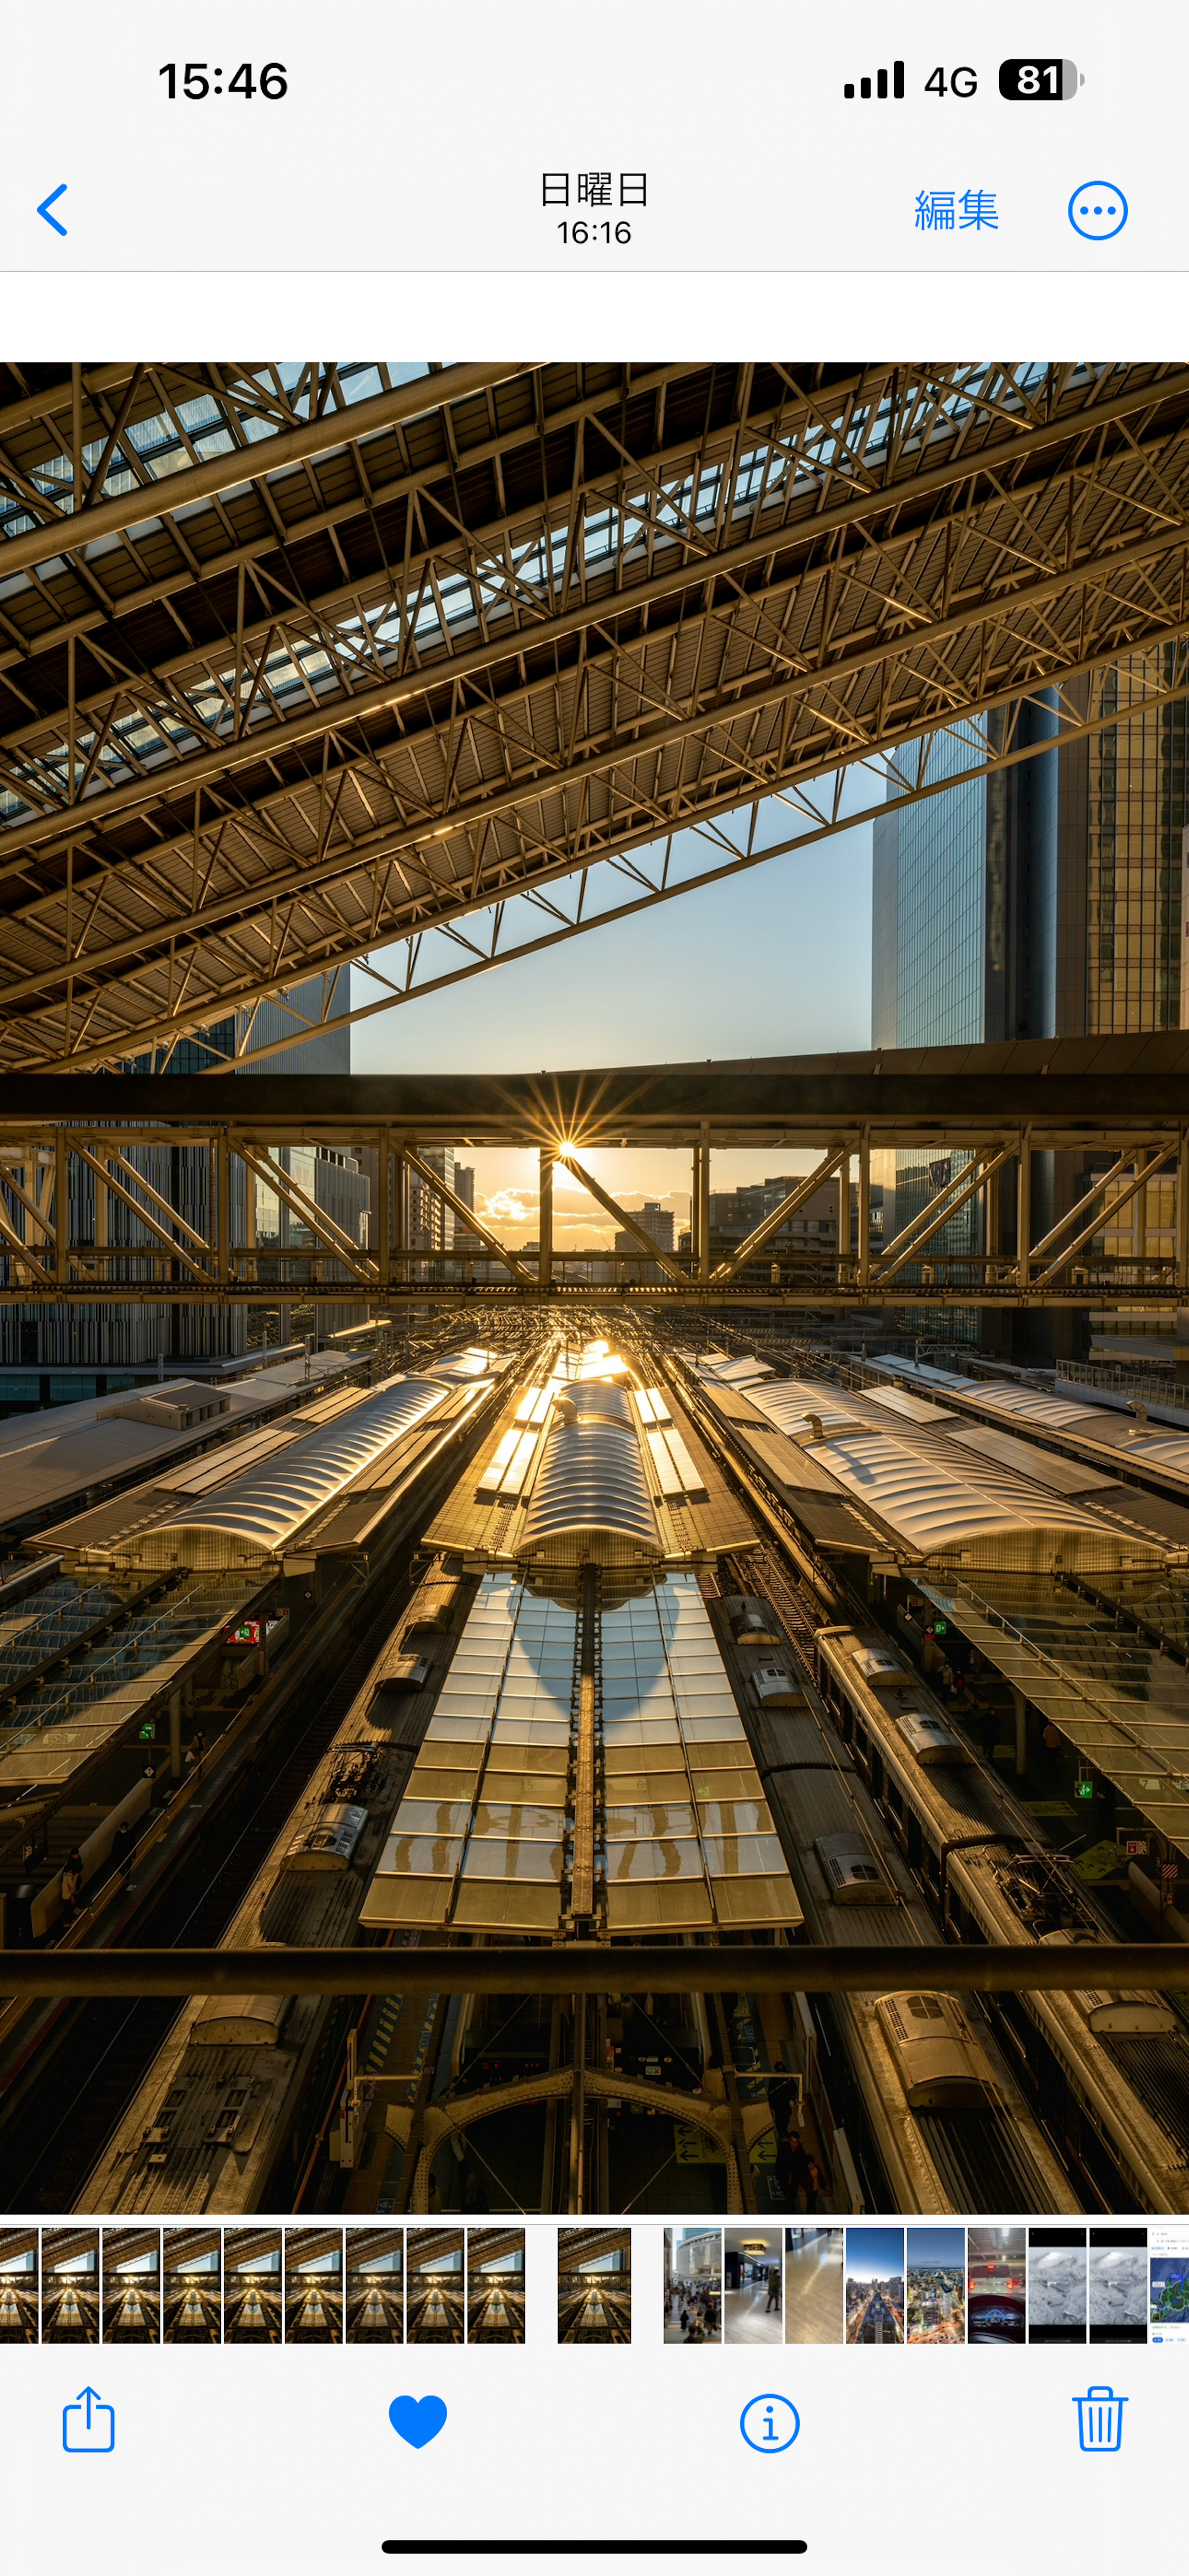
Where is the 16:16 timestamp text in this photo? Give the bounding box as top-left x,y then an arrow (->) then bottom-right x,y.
556,222 -> 632,243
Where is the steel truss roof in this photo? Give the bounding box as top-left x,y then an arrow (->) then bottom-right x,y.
3,360 -> 1189,1071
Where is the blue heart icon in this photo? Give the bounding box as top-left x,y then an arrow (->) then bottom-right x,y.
389,2394 -> 448,2450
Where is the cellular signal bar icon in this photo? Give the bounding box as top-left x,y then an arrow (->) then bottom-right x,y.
844,61 -> 905,100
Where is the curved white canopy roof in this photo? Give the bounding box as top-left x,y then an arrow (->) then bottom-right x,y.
117,1375 -> 448,1568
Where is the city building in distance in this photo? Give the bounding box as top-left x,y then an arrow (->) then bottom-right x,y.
846,2229 -> 906,2345
906,2227 -> 966,2344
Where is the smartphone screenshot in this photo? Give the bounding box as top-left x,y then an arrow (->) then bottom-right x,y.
0,2 -> 1186,2568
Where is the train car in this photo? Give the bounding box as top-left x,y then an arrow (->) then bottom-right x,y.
874,1992 -> 1003,2110
815,1623 -> 1189,2213
704,1585 -> 1073,2215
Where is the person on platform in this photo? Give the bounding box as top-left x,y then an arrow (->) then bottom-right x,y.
777,2121 -> 813,2211
60,1848 -> 84,1920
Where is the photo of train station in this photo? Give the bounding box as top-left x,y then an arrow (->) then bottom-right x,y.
283,2228 -> 343,2343
101,2226 -> 160,2342
466,2230 -> 525,2342
40,2229 -> 99,2343
222,2230 -> 282,2344
0,359 -> 1185,2230
406,2230 -> 464,2343
345,2231 -> 404,2343
558,2229 -> 631,2342
163,2230 -> 221,2342
0,2230 -> 39,2341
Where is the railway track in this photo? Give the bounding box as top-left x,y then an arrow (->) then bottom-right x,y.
0,1560 -> 422,2211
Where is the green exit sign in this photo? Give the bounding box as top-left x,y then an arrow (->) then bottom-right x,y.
1075,1777 -> 1094,1800
138,1720 -> 156,1741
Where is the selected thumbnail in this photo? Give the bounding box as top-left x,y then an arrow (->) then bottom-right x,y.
558,2229 -> 631,2343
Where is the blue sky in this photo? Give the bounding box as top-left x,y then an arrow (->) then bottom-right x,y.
907,2229 -> 967,2270
351,813 -> 873,1240
846,2228 -> 905,2282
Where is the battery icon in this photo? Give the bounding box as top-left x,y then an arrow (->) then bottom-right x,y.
999,58 -> 1082,99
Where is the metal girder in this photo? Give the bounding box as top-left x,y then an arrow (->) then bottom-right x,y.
0,1042 -> 1186,1309
0,1945 -> 1181,1998
4,362 -> 1189,1070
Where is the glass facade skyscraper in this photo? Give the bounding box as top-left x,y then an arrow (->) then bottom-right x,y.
871,666 -> 1188,1359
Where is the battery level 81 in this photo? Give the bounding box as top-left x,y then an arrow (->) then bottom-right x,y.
998,58 -> 1083,99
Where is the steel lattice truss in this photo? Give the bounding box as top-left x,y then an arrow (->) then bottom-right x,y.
3,357 -> 1189,1072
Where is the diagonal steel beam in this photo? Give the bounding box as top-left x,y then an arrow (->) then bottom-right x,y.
399,1140 -> 535,1287
0,364 -> 531,579
1030,1147 -> 1176,1286
711,1146 -> 847,1281
873,1145 -> 1015,1285
555,1150 -> 690,1285
237,1143 -> 376,1286
72,1142 -> 216,1282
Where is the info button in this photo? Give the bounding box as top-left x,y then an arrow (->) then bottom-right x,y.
740,2393 -> 800,2454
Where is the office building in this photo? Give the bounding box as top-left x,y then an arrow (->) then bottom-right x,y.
2,971 -> 368,1386
613,1200 -> 675,1258
871,664 -> 1189,1358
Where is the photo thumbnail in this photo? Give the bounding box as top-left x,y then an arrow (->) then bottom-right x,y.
466,2229 -> 526,2343
345,2231 -> 404,2344
907,2228 -> 965,2344
558,2229 -> 631,2344
784,2228 -> 843,2343
725,2228 -> 784,2345
163,2231 -> 222,2345
222,2230 -> 282,2345
284,2229 -> 343,2344
846,2230 -> 905,2346
406,2230 -> 465,2344
664,2227 -> 722,2343
102,2227 -> 161,2344
0,2232 -> 39,2344
968,2229 -> 1026,2346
